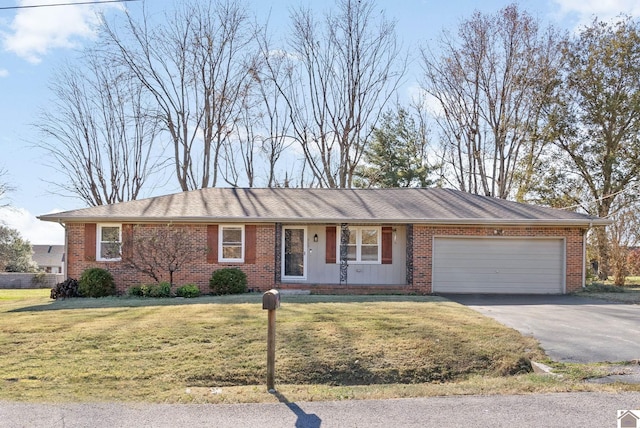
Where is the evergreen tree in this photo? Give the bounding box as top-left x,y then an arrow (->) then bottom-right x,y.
355,108 -> 435,188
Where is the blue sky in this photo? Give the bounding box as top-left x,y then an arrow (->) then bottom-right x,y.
0,0 -> 639,246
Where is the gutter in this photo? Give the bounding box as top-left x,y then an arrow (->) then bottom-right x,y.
38,215 -> 612,228
58,220 -> 67,279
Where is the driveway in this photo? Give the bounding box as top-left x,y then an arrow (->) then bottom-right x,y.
443,294 -> 640,363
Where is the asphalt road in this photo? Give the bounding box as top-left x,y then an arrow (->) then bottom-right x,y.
443,294 -> 640,363
1,392 -> 640,428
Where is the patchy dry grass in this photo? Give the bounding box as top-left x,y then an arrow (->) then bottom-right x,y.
0,290 -> 635,403
576,282 -> 640,304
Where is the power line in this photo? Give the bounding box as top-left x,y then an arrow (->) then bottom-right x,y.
0,0 -> 139,11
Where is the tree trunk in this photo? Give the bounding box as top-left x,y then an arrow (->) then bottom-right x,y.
595,226 -> 610,281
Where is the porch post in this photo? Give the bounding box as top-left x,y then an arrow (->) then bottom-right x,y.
274,223 -> 282,284
340,223 -> 349,285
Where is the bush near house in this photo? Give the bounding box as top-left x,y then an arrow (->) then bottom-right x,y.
50,278 -> 80,299
127,282 -> 172,298
176,284 -> 200,298
210,268 -> 247,295
78,268 -> 116,298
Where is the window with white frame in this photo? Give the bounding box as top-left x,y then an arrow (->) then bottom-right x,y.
343,226 -> 381,263
97,224 -> 121,261
219,225 -> 244,262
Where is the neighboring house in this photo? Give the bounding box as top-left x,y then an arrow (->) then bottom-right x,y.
37,188 -> 609,295
31,245 -> 65,274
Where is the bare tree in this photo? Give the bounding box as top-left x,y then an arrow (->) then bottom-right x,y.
608,201 -> 640,286
262,0 -> 405,188
252,53 -> 294,187
100,0 -> 256,191
421,4 -> 563,198
551,17 -> 640,279
123,224 -> 208,286
0,168 -> 13,208
35,53 -> 161,206
220,94 -> 259,187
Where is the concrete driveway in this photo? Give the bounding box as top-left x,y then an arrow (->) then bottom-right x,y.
443,294 -> 640,363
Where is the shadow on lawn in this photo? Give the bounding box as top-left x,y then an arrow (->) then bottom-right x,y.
8,293 -> 444,312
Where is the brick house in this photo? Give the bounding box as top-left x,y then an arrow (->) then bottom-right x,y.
38,188 -> 609,295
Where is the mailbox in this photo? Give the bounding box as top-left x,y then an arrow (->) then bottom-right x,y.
262,289 -> 280,310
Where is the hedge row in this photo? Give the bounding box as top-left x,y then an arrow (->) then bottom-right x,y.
51,267 -> 248,299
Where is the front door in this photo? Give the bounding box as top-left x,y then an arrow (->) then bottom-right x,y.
282,227 -> 306,280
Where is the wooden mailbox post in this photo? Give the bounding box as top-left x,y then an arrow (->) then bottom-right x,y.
262,289 -> 280,392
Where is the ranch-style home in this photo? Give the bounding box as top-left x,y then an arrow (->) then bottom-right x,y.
38,187 -> 609,295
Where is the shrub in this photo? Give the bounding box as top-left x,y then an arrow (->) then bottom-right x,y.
127,285 -> 144,297
31,271 -> 47,287
210,268 -> 248,295
147,282 -> 172,298
583,283 -> 625,293
176,284 -> 201,298
78,268 -> 116,298
50,278 -> 80,299
129,282 -> 172,298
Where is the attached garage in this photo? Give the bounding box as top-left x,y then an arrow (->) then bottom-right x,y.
432,237 -> 565,294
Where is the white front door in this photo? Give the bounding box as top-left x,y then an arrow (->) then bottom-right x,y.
282,227 -> 307,280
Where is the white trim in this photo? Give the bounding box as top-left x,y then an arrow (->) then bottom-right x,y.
337,226 -> 382,264
218,224 -> 245,263
282,226 -> 307,280
96,223 -> 122,261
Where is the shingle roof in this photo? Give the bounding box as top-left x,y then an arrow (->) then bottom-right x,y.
38,188 -> 609,225
31,245 -> 65,267
37,187 -> 609,226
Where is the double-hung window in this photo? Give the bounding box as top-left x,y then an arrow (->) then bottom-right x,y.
344,227 -> 381,263
97,224 -> 121,261
219,225 -> 244,262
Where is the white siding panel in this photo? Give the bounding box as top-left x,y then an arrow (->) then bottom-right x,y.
432,238 -> 564,294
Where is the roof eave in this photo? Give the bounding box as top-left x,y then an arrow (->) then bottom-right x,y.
38,215 -> 611,227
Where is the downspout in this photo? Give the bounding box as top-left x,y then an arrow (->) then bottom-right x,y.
58,221 -> 67,278
582,222 -> 591,289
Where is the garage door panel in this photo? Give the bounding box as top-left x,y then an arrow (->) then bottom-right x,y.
432,238 -> 564,294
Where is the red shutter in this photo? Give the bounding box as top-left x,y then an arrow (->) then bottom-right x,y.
207,225 -> 218,264
245,225 -> 256,264
382,226 -> 393,264
326,226 -> 336,264
84,223 -> 96,261
121,224 -> 133,260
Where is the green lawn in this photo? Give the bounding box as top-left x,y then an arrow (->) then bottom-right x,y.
0,290 -> 633,403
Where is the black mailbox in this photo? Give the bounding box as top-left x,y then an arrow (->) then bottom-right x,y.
262,289 -> 280,310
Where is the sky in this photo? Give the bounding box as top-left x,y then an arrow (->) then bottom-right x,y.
0,0 -> 639,246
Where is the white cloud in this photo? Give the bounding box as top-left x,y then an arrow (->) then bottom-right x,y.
0,206 -> 64,245
552,0 -> 640,28
0,69 -> 8,77
1,0 -> 116,63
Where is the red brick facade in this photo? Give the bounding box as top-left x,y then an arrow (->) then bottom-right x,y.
65,222 -> 586,295
411,225 -> 586,294
66,223 -> 276,294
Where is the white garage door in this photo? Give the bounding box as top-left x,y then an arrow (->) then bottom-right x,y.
432,238 -> 564,294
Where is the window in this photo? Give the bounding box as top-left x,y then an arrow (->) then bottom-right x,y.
342,227 -> 380,263
97,224 -> 121,261
219,225 -> 244,262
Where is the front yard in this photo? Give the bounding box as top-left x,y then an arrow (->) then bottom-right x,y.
0,290 -> 634,403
